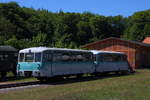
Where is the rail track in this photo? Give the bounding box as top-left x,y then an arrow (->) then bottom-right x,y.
0,81 -> 41,91
0,78 -> 68,92
0,73 -> 133,93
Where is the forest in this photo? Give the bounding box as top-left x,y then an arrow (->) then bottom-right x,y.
0,2 -> 150,49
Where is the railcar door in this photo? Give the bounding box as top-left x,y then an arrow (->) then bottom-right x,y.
97,53 -> 117,72
52,50 -> 73,75
70,52 -> 94,74
41,51 -> 53,77
116,55 -> 129,71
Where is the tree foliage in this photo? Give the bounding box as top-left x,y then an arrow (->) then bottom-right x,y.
123,10 -> 150,41
0,2 -> 150,49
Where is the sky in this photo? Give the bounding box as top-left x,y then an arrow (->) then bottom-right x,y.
1,0 -> 150,17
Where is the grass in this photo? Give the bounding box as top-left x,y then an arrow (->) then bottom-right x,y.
0,72 -> 37,83
0,69 -> 150,100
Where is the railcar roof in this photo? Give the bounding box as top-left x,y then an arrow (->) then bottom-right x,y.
19,47 -> 91,53
0,46 -> 17,52
91,50 -> 125,55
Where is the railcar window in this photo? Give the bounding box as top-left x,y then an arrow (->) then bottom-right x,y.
102,54 -> 127,62
53,53 -> 72,62
1,55 -> 7,60
76,55 -> 83,61
62,55 -> 70,61
0,54 -> 9,61
112,55 -> 126,62
72,55 -> 77,61
43,53 -> 52,62
53,54 -> 61,62
19,53 -> 24,62
25,53 -> 34,62
113,55 -> 121,62
102,54 -> 113,62
0,55 -> 4,61
84,53 -> 93,61
35,53 -> 42,62
121,55 -> 127,61
76,53 -> 93,62
53,52 -> 93,62
4,55 -> 8,58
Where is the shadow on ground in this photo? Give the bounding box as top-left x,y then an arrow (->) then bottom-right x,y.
40,72 -> 136,85
0,71 -> 137,85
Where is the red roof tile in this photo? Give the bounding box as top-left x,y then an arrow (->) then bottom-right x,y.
143,37 -> 150,44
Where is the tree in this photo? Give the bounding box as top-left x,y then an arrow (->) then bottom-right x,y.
123,10 -> 150,41
89,16 -> 110,42
107,15 -> 127,38
54,12 -> 80,47
4,35 -> 20,48
32,33 -> 48,47
0,16 -> 16,39
76,21 -> 92,45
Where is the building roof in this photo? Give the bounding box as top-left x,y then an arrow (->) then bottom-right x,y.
0,46 -> 17,52
143,37 -> 150,44
82,37 -> 150,48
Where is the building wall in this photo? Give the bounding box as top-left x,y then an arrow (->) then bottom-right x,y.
138,48 -> 150,67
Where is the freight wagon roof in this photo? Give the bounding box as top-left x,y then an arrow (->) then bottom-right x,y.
91,50 -> 125,55
0,46 -> 17,52
19,47 -> 91,53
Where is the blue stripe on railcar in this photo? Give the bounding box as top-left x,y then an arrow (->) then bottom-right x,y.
17,62 -> 41,71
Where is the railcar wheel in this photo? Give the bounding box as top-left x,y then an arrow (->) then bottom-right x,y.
12,70 -> 17,77
120,70 -> 128,75
115,71 -> 119,75
101,72 -> 109,76
128,67 -> 135,73
76,74 -> 83,78
37,77 -> 47,82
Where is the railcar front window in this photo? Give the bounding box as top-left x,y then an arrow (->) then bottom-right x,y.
19,53 -> 24,62
25,53 -> 34,62
35,53 -> 42,62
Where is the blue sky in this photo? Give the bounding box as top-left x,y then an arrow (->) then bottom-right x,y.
1,0 -> 150,16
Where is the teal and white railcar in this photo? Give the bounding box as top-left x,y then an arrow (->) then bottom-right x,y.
17,47 -> 132,81
17,47 -> 94,78
91,50 -> 131,73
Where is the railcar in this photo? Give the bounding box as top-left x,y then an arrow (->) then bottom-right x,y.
17,47 -> 132,81
17,47 -> 94,80
91,50 -> 132,74
0,46 -> 18,78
